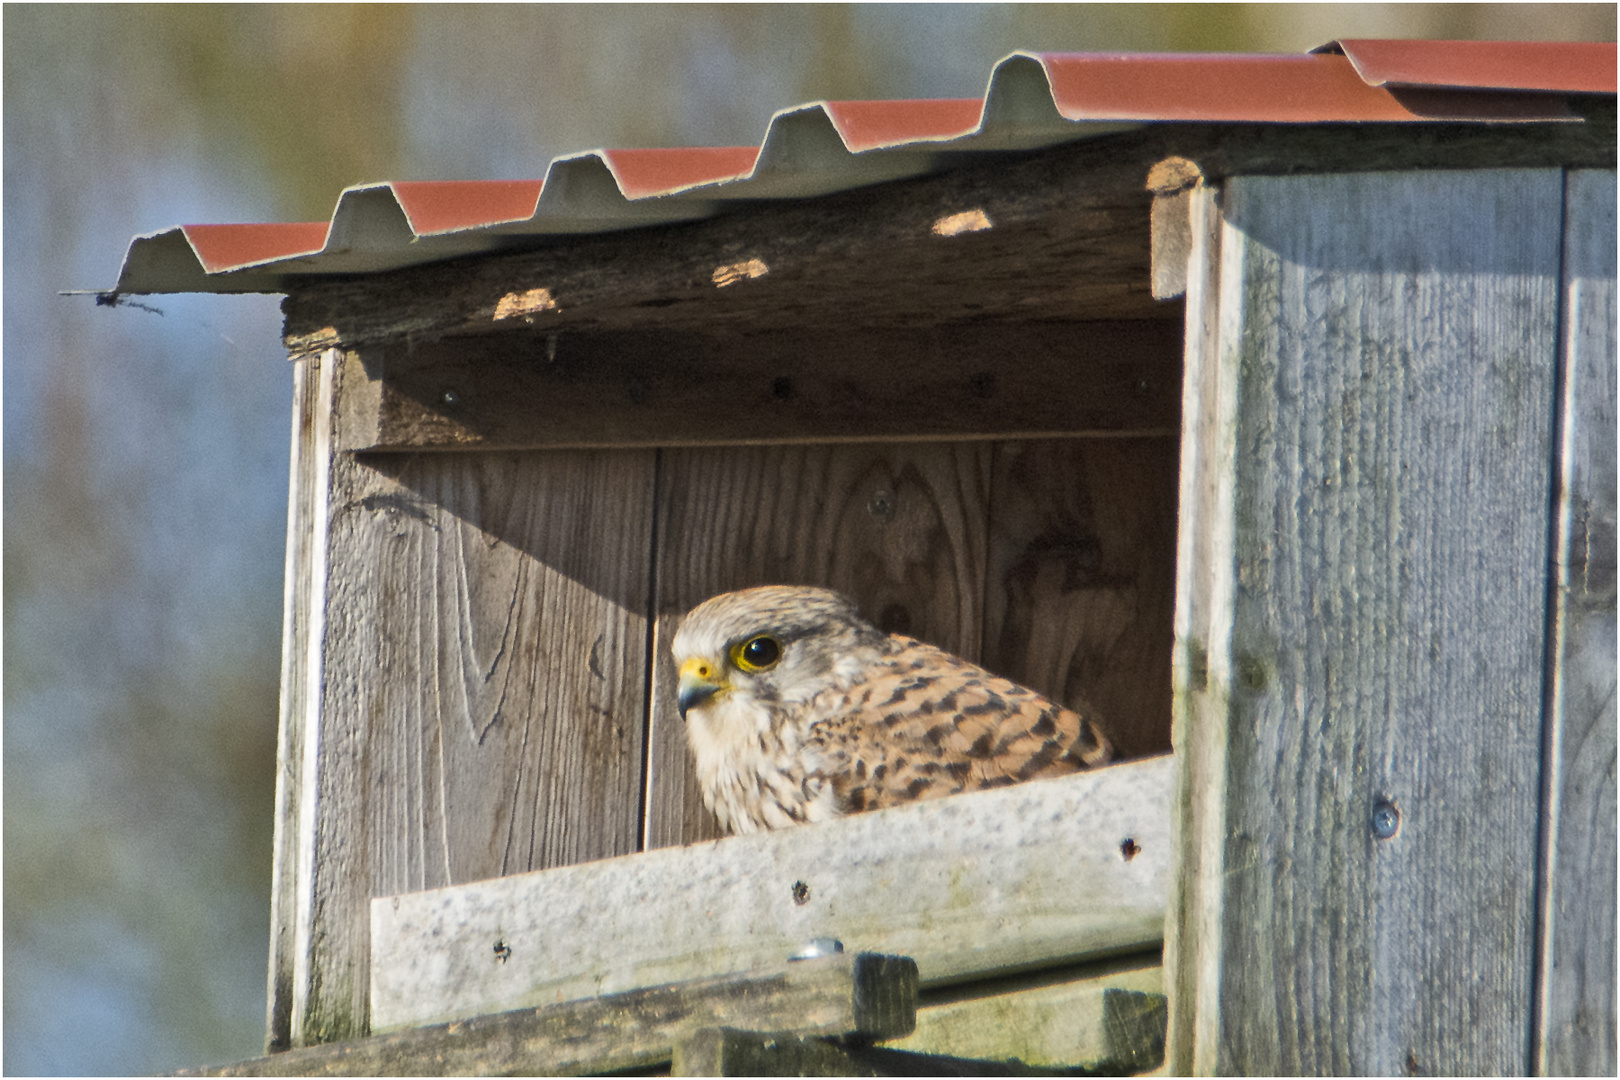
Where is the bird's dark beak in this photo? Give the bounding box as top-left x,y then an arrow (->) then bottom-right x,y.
676,657 -> 725,719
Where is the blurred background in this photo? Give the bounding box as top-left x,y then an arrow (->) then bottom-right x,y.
4,4 -> 1613,1074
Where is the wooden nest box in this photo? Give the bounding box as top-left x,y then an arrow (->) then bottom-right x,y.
119,43 -> 1614,1077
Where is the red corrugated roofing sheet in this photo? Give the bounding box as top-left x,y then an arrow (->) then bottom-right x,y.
1038,52 -> 1429,122
181,222 -> 330,274
602,147 -> 761,198
391,181 -> 545,235
1327,38 -> 1616,93
821,99 -> 987,151
105,39 -> 1615,295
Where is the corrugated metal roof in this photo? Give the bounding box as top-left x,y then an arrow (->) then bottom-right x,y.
1324,38 -> 1615,92
105,39 -> 1615,296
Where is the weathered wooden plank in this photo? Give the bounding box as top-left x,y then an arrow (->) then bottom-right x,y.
279,349 -> 659,1046
1167,169 -> 1566,1075
1536,168 -> 1617,1078
644,441 -> 993,848
672,986 -> 1167,1079
674,1028 -> 882,1077
882,953 -> 1163,1069
183,952 -> 915,1077
983,438 -> 1179,761
334,322 -> 1184,451
284,350 -> 365,1047
370,754 -> 1173,1033
281,109 -> 1613,352
266,351 -> 334,1052
350,447 -> 655,893
1161,182 -> 1229,1077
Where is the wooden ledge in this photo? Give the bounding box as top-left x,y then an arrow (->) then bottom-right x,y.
178,952 -> 916,1077
370,755 -> 1174,1033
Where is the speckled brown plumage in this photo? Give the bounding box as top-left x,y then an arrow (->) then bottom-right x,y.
671,585 -> 1114,835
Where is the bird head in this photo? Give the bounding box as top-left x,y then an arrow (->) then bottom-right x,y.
670,586 -> 884,721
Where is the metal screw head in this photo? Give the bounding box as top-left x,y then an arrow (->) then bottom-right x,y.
868,490 -> 893,521
788,937 -> 844,962
1371,799 -> 1400,840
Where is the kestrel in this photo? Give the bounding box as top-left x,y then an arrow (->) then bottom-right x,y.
671,585 -> 1115,835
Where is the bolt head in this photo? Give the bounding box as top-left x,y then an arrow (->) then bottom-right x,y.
1371,799 -> 1400,840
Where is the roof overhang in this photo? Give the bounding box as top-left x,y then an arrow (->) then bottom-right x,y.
100,40 -> 1615,297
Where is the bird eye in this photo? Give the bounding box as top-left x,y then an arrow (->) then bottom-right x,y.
733,635 -> 781,672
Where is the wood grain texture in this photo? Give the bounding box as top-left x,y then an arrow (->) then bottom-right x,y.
286,351 -> 356,1047
674,1013 -> 1166,1078
280,107 -> 1613,353
281,348 -> 658,1045
370,755 -> 1174,1032
336,322 -> 1183,451
984,438 -> 1179,761
266,352 -> 332,1052
1169,170 -> 1566,1075
341,446 -> 655,893
671,1028 -> 877,1078
185,953 -> 915,1077
1536,168 -> 1617,1078
645,442 -> 992,848
1162,183 -> 1231,1077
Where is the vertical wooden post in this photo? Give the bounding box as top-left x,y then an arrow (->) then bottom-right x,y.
1163,179 -> 1235,1076
1535,168 -> 1617,1077
266,350 -> 336,1052
1166,169 -> 1569,1074
272,348 -> 367,1049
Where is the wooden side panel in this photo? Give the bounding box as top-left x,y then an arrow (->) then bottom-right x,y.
1169,170 -> 1565,1075
279,351 -> 656,1045
983,438 -> 1179,761
1537,169 -> 1617,1077
644,442 -> 992,848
